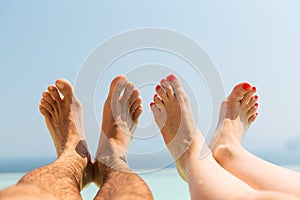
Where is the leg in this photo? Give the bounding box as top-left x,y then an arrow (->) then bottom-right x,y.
151,74 -> 298,200
0,79 -> 93,200
210,83 -> 300,197
93,75 -> 153,200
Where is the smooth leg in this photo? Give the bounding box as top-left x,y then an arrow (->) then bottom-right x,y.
151,75 -> 299,200
211,82 -> 300,198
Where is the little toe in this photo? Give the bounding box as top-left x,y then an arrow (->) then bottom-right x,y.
55,79 -> 74,101
248,113 -> 258,123
228,82 -> 252,102
48,85 -> 62,102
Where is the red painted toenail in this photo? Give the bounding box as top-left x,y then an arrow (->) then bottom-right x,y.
161,79 -> 166,83
156,85 -> 161,90
252,86 -> 256,91
154,94 -> 158,98
256,112 -> 258,116
254,95 -> 258,99
150,102 -> 154,107
167,74 -> 176,82
255,103 -> 258,107
242,83 -> 251,91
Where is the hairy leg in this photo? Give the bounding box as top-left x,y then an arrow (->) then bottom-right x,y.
151,74 -> 298,200
0,79 -> 93,200
93,75 -> 153,200
211,83 -> 300,198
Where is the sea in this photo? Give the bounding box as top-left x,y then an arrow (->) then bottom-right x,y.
1,166 -> 300,199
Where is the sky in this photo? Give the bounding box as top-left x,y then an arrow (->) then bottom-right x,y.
0,0 -> 300,172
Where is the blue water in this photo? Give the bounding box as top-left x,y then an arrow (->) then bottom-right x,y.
1,166 -> 300,199
0,168 -> 189,200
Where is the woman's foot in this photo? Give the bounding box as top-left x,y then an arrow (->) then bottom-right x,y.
150,74 -> 202,182
39,79 -> 93,189
210,82 -> 258,164
94,75 -> 143,187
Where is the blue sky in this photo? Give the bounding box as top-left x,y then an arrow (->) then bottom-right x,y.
1,0 -> 300,172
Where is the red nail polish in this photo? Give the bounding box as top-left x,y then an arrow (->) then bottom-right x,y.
255,103 -> 258,107
256,112 -> 258,116
252,86 -> 256,91
154,94 -> 158,98
167,74 -> 176,82
161,79 -> 166,83
254,95 -> 258,99
156,85 -> 161,90
242,83 -> 251,91
150,102 -> 154,107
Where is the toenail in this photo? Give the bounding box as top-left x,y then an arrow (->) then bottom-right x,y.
161,79 -> 166,83
252,86 -> 256,91
154,94 -> 158,98
242,83 -> 251,91
56,82 -> 64,89
255,103 -> 258,107
150,102 -> 155,107
167,74 -> 176,82
49,86 -> 55,90
256,112 -> 258,116
156,85 -> 161,90
254,95 -> 258,99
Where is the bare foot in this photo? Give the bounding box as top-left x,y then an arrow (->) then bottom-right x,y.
94,75 -> 143,187
210,82 -> 258,164
39,79 -> 93,189
150,74 -> 200,182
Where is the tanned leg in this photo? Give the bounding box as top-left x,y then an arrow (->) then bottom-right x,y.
93,75 -> 153,200
0,79 -> 93,200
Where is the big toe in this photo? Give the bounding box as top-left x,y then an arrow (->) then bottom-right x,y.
55,78 -> 74,100
109,75 -> 128,98
228,82 -> 252,102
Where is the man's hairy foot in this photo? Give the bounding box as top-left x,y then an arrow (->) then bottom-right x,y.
94,75 -> 143,187
150,74 -> 200,182
39,79 -> 93,189
210,82 -> 258,164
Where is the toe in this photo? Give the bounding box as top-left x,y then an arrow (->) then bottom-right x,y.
166,74 -> 187,102
241,89 -> 256,106
39,105 -> 51,118
121,82 -> 134,103
150,102 -> 161,117
130,97 -> 142,116
48,85 -> 62,102
248,103 -> 258,117
154,94 -> 164,106
228,82 -> 252,102
132,105 -> 143,124
55,78 -> 74,101
246,95 -> 258,109
248,113 -> 258,123
40,99 -> 54,115
42,92 -> 55,106
129,89 -> 140,108
109,75 -> 128,99
161,79 -> 174,99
